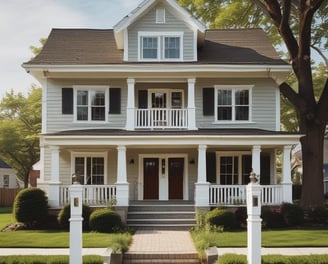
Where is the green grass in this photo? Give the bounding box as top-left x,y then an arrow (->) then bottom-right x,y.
0,255 -> 103,264
0,207 -> 14,229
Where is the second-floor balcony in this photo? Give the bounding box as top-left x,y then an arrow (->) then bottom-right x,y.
135,108 -> 188,129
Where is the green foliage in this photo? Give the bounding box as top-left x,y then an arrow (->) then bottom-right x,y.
234,207 -> 247,228
13,188 -> 48,228
280,203 -> 304,226
306,206 -> 328,225
205,207 -> 236,230
57,204 -> 91,230
0,87 -> 41,187
261,206 -> 285,228
89,208 -> 122,233
217,254 -> 328,264
0,255 -> 103,264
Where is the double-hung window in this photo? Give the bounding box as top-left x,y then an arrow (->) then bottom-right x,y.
74,86 -> 109,122
139,32 -> 183,61
215,85 -> 252,122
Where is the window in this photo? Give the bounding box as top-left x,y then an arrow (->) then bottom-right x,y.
74,86 -> 109,122
156,8 -> 165,24
215,86 -> 252,122
72,152 -> 107,185
217,152 -> 252,185
139,32 -> 183,61
3,175 -> 9,188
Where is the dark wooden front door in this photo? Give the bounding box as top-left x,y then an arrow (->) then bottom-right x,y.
143,158 -> 159,199
168,158 -> 184,199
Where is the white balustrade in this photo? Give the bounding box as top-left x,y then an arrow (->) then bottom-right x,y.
59,185 -> 116,206
135,108 -> 188,129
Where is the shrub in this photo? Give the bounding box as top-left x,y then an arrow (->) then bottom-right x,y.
234,207 -> 247,228
13,188 -> 48,228
280,203 -> 304,226
57,204 -> 91,230
306,206 -> 328,225
261,206 -> 285,228
205,207 -> 236,230
89,208 -> 122,233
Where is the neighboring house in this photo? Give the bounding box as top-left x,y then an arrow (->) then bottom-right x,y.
0,160 -> 21,188
22,0 -> 300,213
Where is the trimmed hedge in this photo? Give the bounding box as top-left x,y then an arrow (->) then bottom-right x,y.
280,202 -> 304,226
57,204 -> 91,230
217,254 -> 328,264
261,206 -> 285,228
206,207 -> 237,230
13,188 -> 48,228
89,208 -> 122,233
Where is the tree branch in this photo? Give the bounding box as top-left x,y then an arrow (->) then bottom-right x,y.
250,0 -> 270,17
317,78 -> 328,121
279,82 -> 307,109
311,45 -> 328,67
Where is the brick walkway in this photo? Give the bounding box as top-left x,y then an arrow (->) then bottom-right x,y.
127,230 -> 198,254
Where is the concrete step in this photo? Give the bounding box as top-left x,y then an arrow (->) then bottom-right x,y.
123,252 -> 200,264
128,211 -> 195,219
128,205 -> 195,212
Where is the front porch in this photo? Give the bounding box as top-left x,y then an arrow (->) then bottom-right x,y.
56,183 -> 286,207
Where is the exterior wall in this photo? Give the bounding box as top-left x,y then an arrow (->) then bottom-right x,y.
195,78 -> 278,130
0,168 -> 18,188
46,79 -> 127,133
127,3 -> 195,61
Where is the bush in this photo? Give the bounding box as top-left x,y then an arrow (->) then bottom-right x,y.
261,206 -> 285,228
280,203 -> 304,226
89,208 -> 122,233
306,206 -> 328,225
13,188 -> 48,228
57,204 -> 91,230
234,207 -> 247,228
206,207 -> 236,230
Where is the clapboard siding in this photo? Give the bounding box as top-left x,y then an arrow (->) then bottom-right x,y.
195,78 -> 277,130
128,3 -> 195,61
46,79 -> 127,133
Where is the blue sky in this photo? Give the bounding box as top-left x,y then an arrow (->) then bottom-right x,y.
0,0 -> 136,98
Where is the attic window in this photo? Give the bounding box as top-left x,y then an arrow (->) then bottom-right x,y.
156,8 -> 165,24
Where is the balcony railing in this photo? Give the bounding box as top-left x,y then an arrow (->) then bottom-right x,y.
59,185 -> 116,206
135,108 -> 188,129
209,185 -> 283,206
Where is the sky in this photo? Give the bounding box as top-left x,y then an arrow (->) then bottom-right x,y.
0,0 -> 136,98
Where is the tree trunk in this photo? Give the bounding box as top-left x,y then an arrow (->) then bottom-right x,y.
300,120 -> 325,207
24,171 -> 29,188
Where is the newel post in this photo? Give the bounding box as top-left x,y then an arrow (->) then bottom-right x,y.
246,171 -> 262,264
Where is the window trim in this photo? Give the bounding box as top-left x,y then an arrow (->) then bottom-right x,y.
73,85 -> 109,123
214,85 -> 253,123
138,32 -> 183,62
71,151 -> 108,185
147,89 -> 185,109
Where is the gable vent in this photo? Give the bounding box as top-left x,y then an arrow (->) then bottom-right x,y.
156,7 -> 165,24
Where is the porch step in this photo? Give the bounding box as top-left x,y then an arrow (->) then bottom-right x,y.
123,252 -> 200,264
127,201 -> 196,230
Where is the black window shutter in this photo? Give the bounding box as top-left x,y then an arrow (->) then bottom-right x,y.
203,87 -> 214,116
109,88 -> 121,114
62,88 -> 73,114
138,90 -> 148,109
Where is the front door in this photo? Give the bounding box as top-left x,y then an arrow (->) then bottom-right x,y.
143,158 -> 159,199
168,158 -> 184,199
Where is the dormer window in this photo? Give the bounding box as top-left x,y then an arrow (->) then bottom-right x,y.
156,8 -> 165,24
139,32 -> 183,61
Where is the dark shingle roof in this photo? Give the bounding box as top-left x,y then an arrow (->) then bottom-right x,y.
25,28 -> 286,66
0,160 -> 11,168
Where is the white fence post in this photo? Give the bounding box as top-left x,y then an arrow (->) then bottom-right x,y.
246,171 -> 262,264
69,182 -> 83,264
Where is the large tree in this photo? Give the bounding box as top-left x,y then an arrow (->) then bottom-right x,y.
179,0 -> 328,207
0,87 -> 41,187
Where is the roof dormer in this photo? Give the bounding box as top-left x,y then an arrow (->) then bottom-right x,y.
113,0 -> 205,62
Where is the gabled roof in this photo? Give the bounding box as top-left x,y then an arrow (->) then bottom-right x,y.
113,0 -> 206,49
24,28 -> 286,66
0,160 -> 11,169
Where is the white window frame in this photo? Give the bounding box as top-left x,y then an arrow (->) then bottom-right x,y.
3,175 -> 9,188
214,85 -> 253,123
138,32 -> 183,62
156,7 -> 166,24
73,85 -> 109,123
147,89 -> 185,109
71,151 -> 108,185
216,151 -> 251,184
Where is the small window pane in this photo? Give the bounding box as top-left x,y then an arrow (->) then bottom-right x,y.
77,91 -> 88,105
77,107 -> 88,120
236,106 -> 249,120
142,37 -> 158,59
165,37 -> 180,59
235,90 -> 249,105
218,90 -> 231,105
218,107 -> 232,120
91,91 -> 105,121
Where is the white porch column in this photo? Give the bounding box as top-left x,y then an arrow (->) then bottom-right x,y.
252,145 -> 261,180
282,145 -> 293,203
48,146 -> 61,208
195,144 -> 210,207
187,78 -> 197,130
126,78 -> 135,131
116,145 -> 129,206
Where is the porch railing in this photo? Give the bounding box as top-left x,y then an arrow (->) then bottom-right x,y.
135,108 -> 188,129
59,185 -> 116,206
209,185 -> 283,206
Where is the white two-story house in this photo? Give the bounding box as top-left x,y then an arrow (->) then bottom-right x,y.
23,0 -> 300,211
